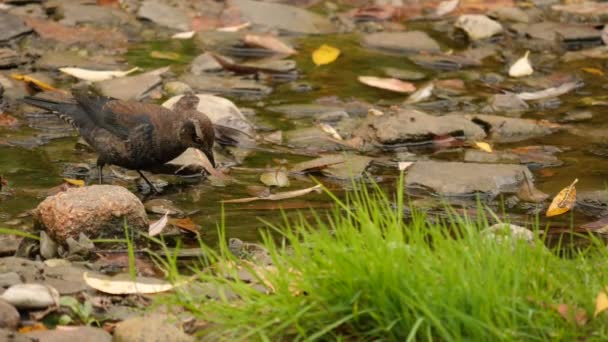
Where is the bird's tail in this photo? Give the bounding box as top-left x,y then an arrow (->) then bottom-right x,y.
21,96 -> 89,129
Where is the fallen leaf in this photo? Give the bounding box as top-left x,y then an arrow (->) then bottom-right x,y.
148,212 -> 169,237
59,67 -> 140,82
312,44 -> 340,66
83,272 -> 180,295
11,74 -> 66,94
260,170 -> 290,187
509,51 -> 533,78
404,82 -> 434,104
553,303 -> 588,326
398,161 -> 414,171
149,51 -> 181,61
435,0 -> 459,17
516,81 -> 582,101
595,291 -> 608,317
18,323 -> 47,333
217,22 -> 251,32
243,34 -> 296,55
358,76 -> 416,93
223,185 -> 322,204
63,178 -> 84,187
546,179 -> 578,217
319,123 -> 342,140
474,141 -> 493,152
171,31 -> 195,39
582,67 -> 604,76
169,217 -> 200,234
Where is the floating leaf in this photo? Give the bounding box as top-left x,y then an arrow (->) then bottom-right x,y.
149,51 -> 181,61
83,272 -> 180,295
508,51 -> 533,78
582,67 -> 604,76
223,185 -> 322,204
63,178 -> 84,187
169,217 -> 199,234
595,291 -> 608,317
148,212 -> 168,237
171,31 -> 195,39
11,74 -> 65,94
358,76 -> 416,93
312,44 -> 340,66
260,170 -> 290,187
243,34 -> 296,55
474,141 -> 493,153
59,67 -> 139,82
546,179 -> 578,217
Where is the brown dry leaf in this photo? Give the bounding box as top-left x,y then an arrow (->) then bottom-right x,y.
0,113 -> 19,127
553,303 -> 588,327
148,212 -> 169,237
222,185 -> 322,204
595,291 -> 608,317
243,34 -> 296,55
312,44 -> 340,66
11,74 -> 66,94
169,217 -> 200,234
582,67 -> 604,76
63,178 -> 85,187
24,17 -> 127,48
546,179 -> 578,217
358,76 -> 416,93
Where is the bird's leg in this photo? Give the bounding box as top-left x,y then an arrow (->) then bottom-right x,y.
137,170 -> 160,194
97,165 -> 104,184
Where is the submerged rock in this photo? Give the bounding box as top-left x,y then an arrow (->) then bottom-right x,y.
361,31 -> 441,54
405,161 -> 535,198
34,185 -> 148,244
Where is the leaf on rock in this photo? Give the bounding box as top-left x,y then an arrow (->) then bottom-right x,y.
546,179 -> 578,217
63,178 -> 85,187
358,76 -> 416,93
508,51 -> 533,78
318,123 -> 342,140
260,169 -> 290,187
474,141 -> 492,152
83,272 -> 180,295
59,67 -> 139,82
243,34 -> 296,55
312,44 -> 340,66
516,81 -> 581,101
148,212 -> 169,237
595,291 -> 608,317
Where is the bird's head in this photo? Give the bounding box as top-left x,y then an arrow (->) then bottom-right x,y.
179,115 -> 216,167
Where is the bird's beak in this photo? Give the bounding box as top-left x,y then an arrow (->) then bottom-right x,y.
202,148 -> 216,168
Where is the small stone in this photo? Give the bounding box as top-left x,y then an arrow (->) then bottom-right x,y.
1,283 -> 59,309
163,81 -> 192,96
113,314 -> 194,342
455,15 -> 503,41
0,299 -> 19,329
34,185 -> 148,244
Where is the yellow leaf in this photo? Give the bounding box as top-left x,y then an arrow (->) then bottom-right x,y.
546,179 -> 578,217
582,67 -> 604,76
474,141 -> 492,153
595,291 -> 608,317
312,44 -> 340,66
63,178 -> 85,187
11,74 -> 65,93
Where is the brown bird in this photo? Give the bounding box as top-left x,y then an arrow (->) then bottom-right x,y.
21,92 -> 215,191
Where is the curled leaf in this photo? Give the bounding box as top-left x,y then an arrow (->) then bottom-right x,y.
358,76 -> 416,93
148,212 -> 169,237
312,44 -> 340,66
546,179 -> 578,217
508,51 -> 533,78
59,67 -> 139,82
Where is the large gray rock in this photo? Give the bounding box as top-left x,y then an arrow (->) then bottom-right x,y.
0,12 -> 31,43
34,185 -> 148,244
353,109 -> 486,145
405,161 -> 534,198
113,314 -> 194,342
137,0 -> 190,31
23,327 -> 111,342
94,67 -> 168,101
361,31 -> 441,54
232,0 -> 335,34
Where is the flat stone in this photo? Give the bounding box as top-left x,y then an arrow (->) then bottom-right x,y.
36,51 -> 121,70
405,161 -> 534,198
0,273 -> 22,289
462,114 -> 558,143
179,74 -> 272,98
0,299 -> 19,329
137,0 -> 190,31
232,0 -> 335,34
113,314 -> 194,342
24,327 -> 111,342
42,265 -> 87,295
0,258 -> 43,284
34,185 -> 148,244
455,15 -> 503,41
59,4 -> 130,26
0,329 -> 33,342
189,52 -> 223,75
361,31 -> 440,54
0,49 -> 21,69
0,12 -> 31,43
353,109 -> 486,145
94,67 -> 168,100
268,104 -> 347,120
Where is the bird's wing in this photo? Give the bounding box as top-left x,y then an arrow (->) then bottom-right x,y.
73,94 -> 165,140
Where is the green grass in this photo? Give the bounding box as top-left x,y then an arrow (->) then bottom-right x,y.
161,175 -> 608,341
